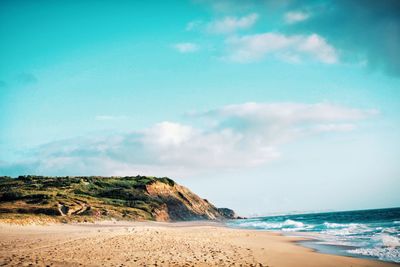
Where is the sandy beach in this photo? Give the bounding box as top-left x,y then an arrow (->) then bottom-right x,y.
0,221 -> 397,267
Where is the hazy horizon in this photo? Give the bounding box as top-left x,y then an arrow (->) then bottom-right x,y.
1,0 -> 399,216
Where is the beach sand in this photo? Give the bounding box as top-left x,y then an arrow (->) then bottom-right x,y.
0,221 -> 397,267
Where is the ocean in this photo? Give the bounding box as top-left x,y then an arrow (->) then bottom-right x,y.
227,207 -> 400,263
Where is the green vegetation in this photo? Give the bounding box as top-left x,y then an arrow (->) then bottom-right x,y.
0,175 -> 177,222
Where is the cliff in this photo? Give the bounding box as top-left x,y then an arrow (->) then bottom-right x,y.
0,175 -> 236,222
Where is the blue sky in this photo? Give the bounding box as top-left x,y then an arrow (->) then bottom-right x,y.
1,0 -> 399,215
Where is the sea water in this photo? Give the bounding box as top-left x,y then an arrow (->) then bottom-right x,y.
227,207 -> 400,263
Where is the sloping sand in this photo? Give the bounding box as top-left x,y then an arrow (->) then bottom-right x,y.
0,221 -> 397,266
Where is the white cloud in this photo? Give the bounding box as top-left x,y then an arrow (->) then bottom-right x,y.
143,122 -> 194,147
207,13 -> 258,34
298,34 -> 338,64
284,11 -> 310,24
226,33 -> 338,64
201,102 -> 377,144
7,103 -> 377,177
173,42 -> 199,53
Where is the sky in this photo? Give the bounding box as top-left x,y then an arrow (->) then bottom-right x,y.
1,0 -> 399,216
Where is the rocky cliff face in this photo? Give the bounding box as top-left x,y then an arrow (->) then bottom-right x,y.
145,181 -> 227,221
0,176 -> 236,222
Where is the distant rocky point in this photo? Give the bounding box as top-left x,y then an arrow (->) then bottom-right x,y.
0,175 -> 238,223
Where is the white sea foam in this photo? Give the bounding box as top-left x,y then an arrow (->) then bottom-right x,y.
374,234 -> 400,247
282,219 -> 305,228
322,223 -> 371,236
382,227 -> 399,234
323,222 -> 347,228
344,232 -> 400,262
233,219 -> 308,231
348,247 -> 400,263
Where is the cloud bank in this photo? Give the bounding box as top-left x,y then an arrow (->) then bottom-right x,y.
193,0 -> 400,75
207,13 -> 258,34
226,33 -> 338,63
283,0 -> 400,76
0,103 -> 377,177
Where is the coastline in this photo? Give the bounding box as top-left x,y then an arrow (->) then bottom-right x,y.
0,221 -> 398,266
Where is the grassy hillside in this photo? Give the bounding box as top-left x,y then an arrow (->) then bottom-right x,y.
0,175 -> 235,223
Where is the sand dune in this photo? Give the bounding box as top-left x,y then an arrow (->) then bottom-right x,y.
0,221 -> 397,267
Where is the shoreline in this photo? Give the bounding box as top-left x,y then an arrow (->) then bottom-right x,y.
0,220 -> 398,266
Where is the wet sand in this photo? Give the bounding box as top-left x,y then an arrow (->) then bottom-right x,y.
0,221 -> 397,266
